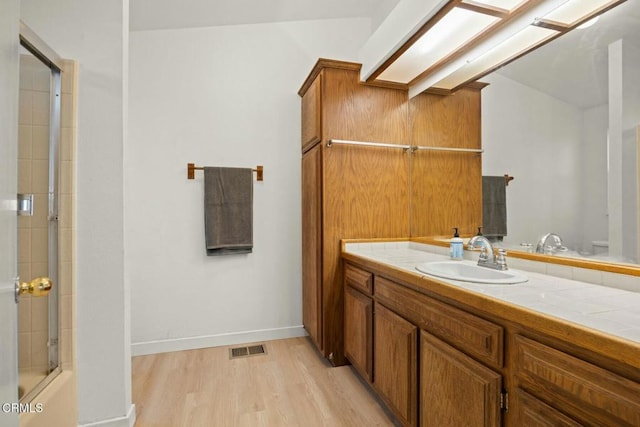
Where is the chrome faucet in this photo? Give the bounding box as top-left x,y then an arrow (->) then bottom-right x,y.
467,235 -> 508,270
535,233 -> 566,254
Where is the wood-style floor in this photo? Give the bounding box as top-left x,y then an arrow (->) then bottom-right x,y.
132,337 -> 395,426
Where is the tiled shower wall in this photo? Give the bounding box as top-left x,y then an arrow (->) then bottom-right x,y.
59,58 -> 76,372
18,54 -> 51,381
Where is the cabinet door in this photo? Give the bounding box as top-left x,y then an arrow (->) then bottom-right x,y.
514,334 -> 640,425
344,286 -> 372,381
301,74 -> 321,153
302,144 -> 322,349
513,388 -> 582,427
374,303 -> 418,427
421,331 -> 502,427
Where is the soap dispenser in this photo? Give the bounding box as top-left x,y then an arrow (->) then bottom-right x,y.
450,228 -> 464,260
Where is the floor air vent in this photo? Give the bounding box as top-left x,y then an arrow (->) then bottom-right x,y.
229,344 -> 267,359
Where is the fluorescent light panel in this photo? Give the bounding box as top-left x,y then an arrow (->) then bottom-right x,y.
381,0 -> 623,95
542,0 -> 616,24
473,0 -> 527,11
433,25 -> 558,89
377,8 -> 499,83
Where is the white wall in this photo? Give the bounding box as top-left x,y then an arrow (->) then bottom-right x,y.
19,0 -> 133,426
128,18 -> 371,354
621,42 -> 640,263
609,39 -> 640,262
581,104 -> 609,251
482,73 -> 584,250
0,1 -> 20,426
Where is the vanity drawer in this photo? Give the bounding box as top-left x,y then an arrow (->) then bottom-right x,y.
514,334 -> 640,426
375,276 -> 503,369
345,264 -> 373,295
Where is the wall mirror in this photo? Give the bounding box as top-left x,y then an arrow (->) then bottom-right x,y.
480,0 -> 640,268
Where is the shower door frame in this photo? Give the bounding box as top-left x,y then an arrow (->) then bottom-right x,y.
18,22 -> 62,404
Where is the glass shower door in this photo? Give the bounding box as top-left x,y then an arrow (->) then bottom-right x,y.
17,42 -> 60,402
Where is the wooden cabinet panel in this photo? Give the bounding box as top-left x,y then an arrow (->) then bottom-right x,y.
302,145 -> 322,348
513,388 -> 582,427
344,286 -> 373,381
420,331 -> 502,427
299,59 -> 484,365
376,276 -> 503,369
374,303 -> 418,427
323,68 -> 408,145
301,74 -> 321,153
514,334 -> 640,426
345,264 -> 373,295
409,88 -> 482,236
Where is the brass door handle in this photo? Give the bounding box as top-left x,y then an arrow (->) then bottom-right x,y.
16,277 -> 53,298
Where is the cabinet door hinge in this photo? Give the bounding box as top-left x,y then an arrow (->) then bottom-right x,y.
500,390 -> 509,412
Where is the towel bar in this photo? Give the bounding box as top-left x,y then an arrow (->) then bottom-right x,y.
187,163 -> 263,181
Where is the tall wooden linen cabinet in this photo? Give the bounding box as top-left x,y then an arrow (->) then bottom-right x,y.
299,59 -> 482,364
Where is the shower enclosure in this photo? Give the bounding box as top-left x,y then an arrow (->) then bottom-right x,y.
17,30 -> 61,402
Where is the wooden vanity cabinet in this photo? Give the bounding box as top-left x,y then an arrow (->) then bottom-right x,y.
344,265 -> 373,381
344,263 -> 503,427
374,303 -> 418,427
512,389 -> 582,427
343,257 -> 640,427
421,331 -> 501,427
512,334 -> 640,426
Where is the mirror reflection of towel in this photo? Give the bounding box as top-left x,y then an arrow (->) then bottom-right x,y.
482,176 -> 507,238
204,167 -> 253,256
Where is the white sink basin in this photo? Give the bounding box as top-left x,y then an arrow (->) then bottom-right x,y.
415,260 -> 528,284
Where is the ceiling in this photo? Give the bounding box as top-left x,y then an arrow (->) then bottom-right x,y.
495,0 -> 640,109
129,0 -> 639,108
129,0 -> 399,31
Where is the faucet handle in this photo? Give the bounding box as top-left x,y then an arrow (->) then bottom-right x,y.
496,249 -> 508,270
478,245 -> 489,262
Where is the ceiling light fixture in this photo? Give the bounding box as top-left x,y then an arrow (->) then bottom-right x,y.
367,0 -> 626,96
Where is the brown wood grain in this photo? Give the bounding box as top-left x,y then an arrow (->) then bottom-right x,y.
342,253 -> 640,426
374,303 -> 418,427
345,263 -> 373,295
410,87 -> 482,237
299,60 -> 484,366
301,75 -> 322,153
420,330 -> 502,427
343,249 -> 640,376
298,58 -> 361,97
321,67 -> 410,364
375,275 -> 504,370
302,145 -> 322,350
132,337 -> 396,426
513,388 -> 582,427
344,286 -> 373,382
514,334 -> 640,426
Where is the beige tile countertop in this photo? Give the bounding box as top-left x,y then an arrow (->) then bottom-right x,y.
343,241 -> 640,345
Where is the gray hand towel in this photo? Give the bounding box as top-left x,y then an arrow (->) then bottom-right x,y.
482,176 -> 507,238
204,167 -> 253,256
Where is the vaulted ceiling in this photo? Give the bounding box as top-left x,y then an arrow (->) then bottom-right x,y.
129,0 -> 399,31
129,0 -> 640,109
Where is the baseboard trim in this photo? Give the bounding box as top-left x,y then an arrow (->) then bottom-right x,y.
78,404 -> 135,427
131,326 -> 307,356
